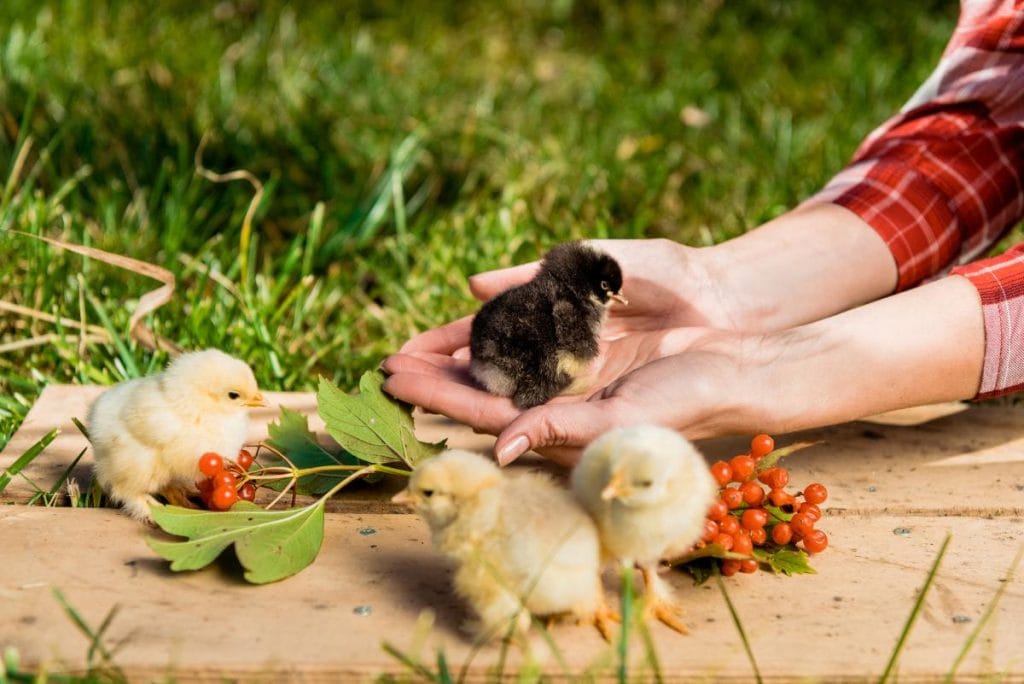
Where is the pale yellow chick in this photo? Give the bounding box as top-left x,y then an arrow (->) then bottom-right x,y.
393,449 -> 616,641
571,424 -> 716,634
87,349 -> 266,521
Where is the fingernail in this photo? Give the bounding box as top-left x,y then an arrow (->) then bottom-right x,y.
497,435 -> 529,466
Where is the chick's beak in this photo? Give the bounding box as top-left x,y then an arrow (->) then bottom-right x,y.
391,489 -> 414,505
244,393 -> 268,408
601,470 -> 628,500
610,292 -> 629,306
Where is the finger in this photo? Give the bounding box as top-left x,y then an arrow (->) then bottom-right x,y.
381,353 -> 470,384
468,262 -> 539,301
399,315 -> 474,354
493,399 -> 624,466
382,372 -> 520,435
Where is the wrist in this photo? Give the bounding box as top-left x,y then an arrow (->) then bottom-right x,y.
745,276 -> 984,434
702,203 -> 898,333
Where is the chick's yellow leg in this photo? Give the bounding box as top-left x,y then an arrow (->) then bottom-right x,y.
160,484 -> 197,509
640,564 -> 689,635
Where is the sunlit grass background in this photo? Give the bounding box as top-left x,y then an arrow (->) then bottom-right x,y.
0,0 -> 965,449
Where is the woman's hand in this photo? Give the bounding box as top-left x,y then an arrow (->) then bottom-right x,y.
385,274 -> 983,466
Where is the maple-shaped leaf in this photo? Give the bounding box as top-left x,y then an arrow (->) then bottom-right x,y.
317,371 -> 445,468
265,407 -> 366,495
753,547 -> 816,576
147,500 -> 325,584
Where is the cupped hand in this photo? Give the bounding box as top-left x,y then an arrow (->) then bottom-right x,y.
398,238 -> 738,359
383,327 -> 756,466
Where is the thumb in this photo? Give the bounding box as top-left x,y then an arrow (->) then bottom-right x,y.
493,399 -> 621,466
468,262 -> 539,301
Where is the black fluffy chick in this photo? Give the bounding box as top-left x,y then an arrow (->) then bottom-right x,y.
469,242 -> 627,408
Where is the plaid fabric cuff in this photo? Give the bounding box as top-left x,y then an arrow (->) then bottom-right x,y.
807,160 -> 961,291
951,244 -> 1024,398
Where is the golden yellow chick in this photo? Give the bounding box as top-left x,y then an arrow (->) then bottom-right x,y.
570,425 -> 716,634
393,449 -> 616,641
87,349 -> 266,521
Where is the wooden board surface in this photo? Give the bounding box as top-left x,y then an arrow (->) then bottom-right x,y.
2,385 -> 1024,680
2,507 -> 1022,682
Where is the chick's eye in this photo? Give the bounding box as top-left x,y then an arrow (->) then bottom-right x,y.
420,489 -> 434,498
600,280 -> 609,291
636,480 -> 653,488
228,391 -> 240,400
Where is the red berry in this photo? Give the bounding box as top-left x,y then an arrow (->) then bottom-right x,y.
210,485 -> 238,511
236,449 -> 255,470
198,452 -> 224,477
740,558 -> 759,574
750,527 -> 768,545
732,532 -> 753,555
702,519 -> 720,542
212,471 -> 237,489
721,559 -> 741,577
238,482 -> 257,502
719,516 -> 740,536
768,488 -> 796,508
799,502 -> 822,522
710,461 -> 733,487
762,467 -> 790,490
741,508 -> 769,530
721,487 -> 744,510
771,522 -> 793,545
713,533 -> 734,551
802,529 -> 829,554
750,434 -> 775,459
729,454 -> 755,482
790,513 -> 815,537
707,500 -> 729,522
803,483 -> 828,505
740,481 -> 765,507
196,478 -> 213,495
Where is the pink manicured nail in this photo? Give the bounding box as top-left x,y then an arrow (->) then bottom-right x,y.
496,435 -> 529,466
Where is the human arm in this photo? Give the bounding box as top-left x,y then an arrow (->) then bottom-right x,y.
480,272 -> 984,464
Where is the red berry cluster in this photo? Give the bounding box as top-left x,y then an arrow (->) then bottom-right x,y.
701,434 -> 829,577
196,449 -> 257,511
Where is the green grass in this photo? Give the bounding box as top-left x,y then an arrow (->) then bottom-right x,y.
0,0 -> 961,450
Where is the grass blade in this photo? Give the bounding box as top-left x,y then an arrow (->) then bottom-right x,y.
0,427 -> 59,494
879,532 -> 953,684
381,641 -> 440,682
945,543 -> 1023,681
617,563 -> 634,684
716,574 -> 763,684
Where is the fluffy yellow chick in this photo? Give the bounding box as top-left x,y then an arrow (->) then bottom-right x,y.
87,349 -> 266,521
570,425 -> 716,634
393,449 -> 616,641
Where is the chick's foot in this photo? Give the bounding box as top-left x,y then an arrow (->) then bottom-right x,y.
160,484 -> 198,509
641,565 -> 689,635
581,600 -> 620,642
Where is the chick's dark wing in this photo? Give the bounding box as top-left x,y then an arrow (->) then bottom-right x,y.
471,281 -> 559,363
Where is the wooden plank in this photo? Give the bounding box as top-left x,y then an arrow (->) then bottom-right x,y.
3,386 -> 1024,516
1,507 -> 1021,681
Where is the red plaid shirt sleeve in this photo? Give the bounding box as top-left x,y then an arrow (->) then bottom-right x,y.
805,0 -> 1024,398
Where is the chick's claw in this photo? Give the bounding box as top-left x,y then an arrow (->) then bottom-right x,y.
160,484 -> 198,509
641,565 -> 689,635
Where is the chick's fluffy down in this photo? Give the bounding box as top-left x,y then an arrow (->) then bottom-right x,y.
571,424 -> 717,565
402,450 -> 606,638
88,349 -> 261,521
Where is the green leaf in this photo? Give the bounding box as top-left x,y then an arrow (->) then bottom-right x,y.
147,500 -> 325,584
753,547 -> 816,576
266,406 -> 365,495
317,371 -> 445,468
